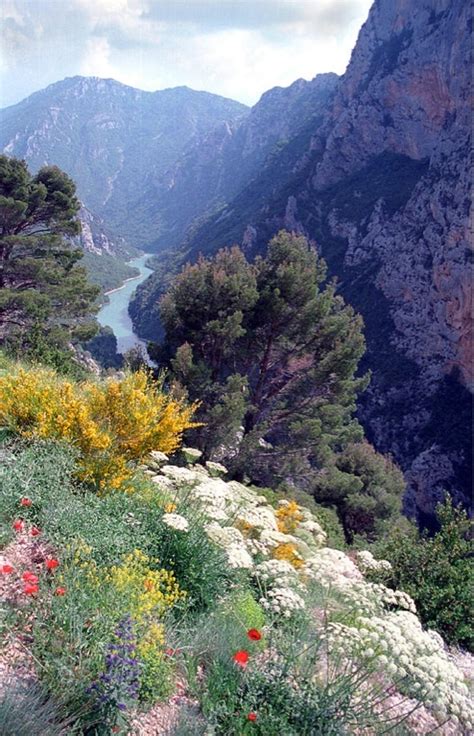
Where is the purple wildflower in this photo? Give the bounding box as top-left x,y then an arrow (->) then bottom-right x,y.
87,615 -> 141,729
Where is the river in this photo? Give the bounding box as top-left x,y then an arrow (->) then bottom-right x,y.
96,253 -> 153,355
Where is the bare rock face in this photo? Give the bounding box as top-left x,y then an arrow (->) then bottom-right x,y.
170,0 -> 472,520
76,206 -> 132,258
303,0 -> 473,517
311,0 -> 472,386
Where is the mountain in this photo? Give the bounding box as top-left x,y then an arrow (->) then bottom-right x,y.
130,0 -> 472,520
142,72 -> 338,251
0,76 -> 248,248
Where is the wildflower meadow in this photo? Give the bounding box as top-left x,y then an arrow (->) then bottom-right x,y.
0,364 -> 472,734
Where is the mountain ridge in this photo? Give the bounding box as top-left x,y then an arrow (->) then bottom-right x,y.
0,75 -> 249,249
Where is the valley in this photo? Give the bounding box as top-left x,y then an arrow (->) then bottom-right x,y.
0,0 -> 471,517
0,1 -> 472,732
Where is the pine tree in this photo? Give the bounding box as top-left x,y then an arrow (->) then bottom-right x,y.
153,231 -> 403,538
0,155 -> 99,365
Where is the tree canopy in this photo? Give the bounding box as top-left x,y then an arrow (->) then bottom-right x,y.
152,230 -> 404,539
0,155 -> 99,368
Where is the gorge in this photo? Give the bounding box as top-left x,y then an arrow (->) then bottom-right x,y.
96,253 -> 153,356
0,0 -> 471,522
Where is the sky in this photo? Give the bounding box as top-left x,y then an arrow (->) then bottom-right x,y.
0,0 -> 373,109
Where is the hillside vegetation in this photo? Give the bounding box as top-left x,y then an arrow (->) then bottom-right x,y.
0,358 -> 472,735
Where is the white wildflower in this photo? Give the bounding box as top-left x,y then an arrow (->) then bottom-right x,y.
162,513 -> 189,532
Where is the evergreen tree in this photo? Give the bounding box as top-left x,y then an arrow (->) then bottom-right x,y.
373,497 -> 473,649
0,155 -> 99,364
153,231 -> 402,537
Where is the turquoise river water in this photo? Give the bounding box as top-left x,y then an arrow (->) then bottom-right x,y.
96,253 -> 153,355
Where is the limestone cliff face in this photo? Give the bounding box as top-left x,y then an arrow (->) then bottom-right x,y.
76,206 -> 133,259
309,0 -> 472,388
156,0 -> 472,518
305,0 -> 473,516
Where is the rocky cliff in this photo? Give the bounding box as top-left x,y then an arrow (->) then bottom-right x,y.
132,0 -> 472,519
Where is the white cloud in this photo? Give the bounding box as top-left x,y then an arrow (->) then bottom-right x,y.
0,0 -> 373,107
80,37 -> 114,77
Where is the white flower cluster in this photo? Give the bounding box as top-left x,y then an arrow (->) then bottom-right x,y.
255,559 -> 306,618
304,550 -> 416,616
204,522 -> 253,568
162,513 -> 189,532
324,612 -> 473,730
144,454 -> 472,728
260,587 -> 306,618
153,462 -> 327,573
255,559 -> 299,584
355,549 -> 392,574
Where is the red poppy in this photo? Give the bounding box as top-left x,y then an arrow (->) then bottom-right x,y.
30,526 -> 41,537
247,628 -> 262,641
247,713 -> 257,722
13,519 -> 25,532
55,586 -> 66,596
22,571 -> 39,584
45,558 -> 59,570
233,650 -> 249,667
1,564 -> 14,574
20,497 -> 32,507
23,583 -> 39,595
165,648 -> 175,656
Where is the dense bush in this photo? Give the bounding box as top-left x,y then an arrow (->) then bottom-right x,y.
372,497 -> 474,650
0,431 -> 471,733
0,366 -> 197,491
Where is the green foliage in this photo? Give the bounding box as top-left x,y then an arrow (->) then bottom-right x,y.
0,439 -> 234,621
179,595 -> 416,736
146,505 -> 236,612
372,497 -> 474,650
222,589 -> 266,633
138,652 -> 174,704
81,252 -> 139,293
315,441 -> 405,543
0,155 -> 99,363
154,231 -> 403,541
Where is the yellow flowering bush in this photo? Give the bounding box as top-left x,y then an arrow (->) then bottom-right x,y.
0,366 -> 198,491
137,621 -> 166,658
137,622 -> 174,702
272,542 -> 304,569
276,500 -> 303,534
109,549 -> 186,621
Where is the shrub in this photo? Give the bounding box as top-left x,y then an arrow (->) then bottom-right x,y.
0,367 -> 197,491
180,599 -> 420,736
145,503 -> 236,612
0,683 -> 75,736
372,497 -> 474,650
0,441 -> 144,563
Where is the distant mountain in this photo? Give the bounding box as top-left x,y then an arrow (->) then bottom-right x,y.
142,73 -> 338,251
131,0 -> 472,520
0,76 -> 248,248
